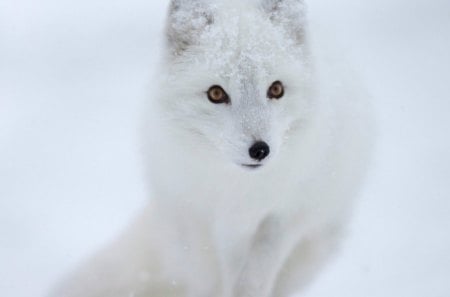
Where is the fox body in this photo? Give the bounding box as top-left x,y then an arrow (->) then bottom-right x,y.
52,1 -> 373,297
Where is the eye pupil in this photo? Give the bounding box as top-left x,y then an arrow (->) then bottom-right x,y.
213,90 -> 222,98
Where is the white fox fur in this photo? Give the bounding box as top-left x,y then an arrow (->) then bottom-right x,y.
51,0 -> 373,296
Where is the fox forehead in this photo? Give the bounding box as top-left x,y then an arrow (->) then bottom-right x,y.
172,8 -> 305,80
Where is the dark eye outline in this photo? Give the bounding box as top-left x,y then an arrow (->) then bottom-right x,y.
207,85 -> 230,104
267,81 -> 284,99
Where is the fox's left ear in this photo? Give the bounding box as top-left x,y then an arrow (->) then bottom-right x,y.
261,0 -> 306,44
166,0 -> 214,56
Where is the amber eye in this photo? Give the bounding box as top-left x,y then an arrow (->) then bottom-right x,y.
267,81 -> 284,99
207,85 -> 230,104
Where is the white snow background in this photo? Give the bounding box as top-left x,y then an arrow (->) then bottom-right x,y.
1,0 -> 449,296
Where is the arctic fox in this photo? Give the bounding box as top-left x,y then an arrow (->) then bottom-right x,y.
52,0 -> 372,297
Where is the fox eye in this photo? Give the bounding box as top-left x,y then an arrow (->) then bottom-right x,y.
267,81 -> 284,99
207,85 -> 230,104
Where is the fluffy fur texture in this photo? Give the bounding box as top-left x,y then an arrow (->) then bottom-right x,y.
52,0 -> 373,296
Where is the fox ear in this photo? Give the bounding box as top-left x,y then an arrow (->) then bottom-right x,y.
166,0 -> 214,56
261,0 -> 306,44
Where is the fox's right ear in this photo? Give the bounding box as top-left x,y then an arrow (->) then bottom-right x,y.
166,0 -> 214,56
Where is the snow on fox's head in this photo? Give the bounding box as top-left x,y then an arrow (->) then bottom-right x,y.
159,0 -> 314,170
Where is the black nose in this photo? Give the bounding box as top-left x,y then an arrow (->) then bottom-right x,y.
249,141 -> 270,161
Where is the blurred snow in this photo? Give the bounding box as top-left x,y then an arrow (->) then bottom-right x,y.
1,1 -> 449,297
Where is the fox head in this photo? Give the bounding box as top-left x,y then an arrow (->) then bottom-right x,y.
157,0 -> 315,170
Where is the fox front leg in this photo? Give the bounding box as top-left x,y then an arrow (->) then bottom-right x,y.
233,215 -> 294,297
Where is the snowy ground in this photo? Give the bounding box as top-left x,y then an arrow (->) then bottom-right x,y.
1,1 -> 449,297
